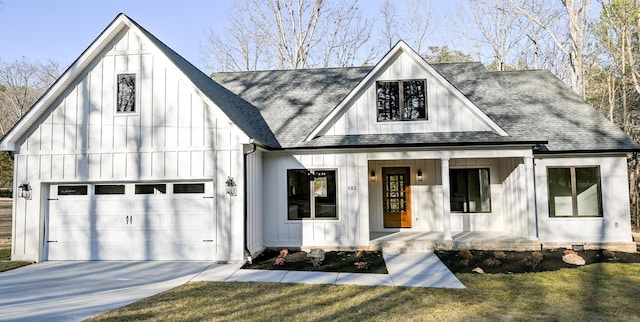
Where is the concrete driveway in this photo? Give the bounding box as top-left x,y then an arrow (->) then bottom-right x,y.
0,261 -> 213,321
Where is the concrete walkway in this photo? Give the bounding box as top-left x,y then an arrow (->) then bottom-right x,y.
194,252 -> 464,289
0,253 -> 462,321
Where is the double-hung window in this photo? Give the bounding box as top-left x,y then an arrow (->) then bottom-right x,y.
287,169 -> 337,220
450,168 -> 491,213
376,80 -> 427,121
547,166 -> 602,217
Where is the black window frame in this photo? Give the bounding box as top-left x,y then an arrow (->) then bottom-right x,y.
376,79 -> 427,122
116,73 -> 136,113
547,166 -> 603,217
287,169 -> 338,220
449,168 -> 492,213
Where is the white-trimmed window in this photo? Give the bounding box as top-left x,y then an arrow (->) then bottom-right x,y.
376,80 -> 427,121
116,73 -> 136,113
547,166 -> 602,217
287,169 -> 338,220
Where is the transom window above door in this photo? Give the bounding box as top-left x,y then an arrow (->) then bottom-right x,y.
376,80 -> 427,121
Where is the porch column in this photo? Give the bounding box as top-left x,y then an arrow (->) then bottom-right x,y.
441,158 -> 452,240
524,156 -> 538,240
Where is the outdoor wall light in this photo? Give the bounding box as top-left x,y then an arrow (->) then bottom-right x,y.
417,169 -> 423,181
18,182 -> 31,200
225,177 -> 237,196
370,170 -> 376,182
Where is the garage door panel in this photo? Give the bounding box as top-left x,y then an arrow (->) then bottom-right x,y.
47,182 -> 216,261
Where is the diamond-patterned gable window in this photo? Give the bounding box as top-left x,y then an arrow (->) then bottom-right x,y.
117,73 -> 136,113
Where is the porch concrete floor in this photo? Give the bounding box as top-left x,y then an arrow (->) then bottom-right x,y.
370,231 -> 540,252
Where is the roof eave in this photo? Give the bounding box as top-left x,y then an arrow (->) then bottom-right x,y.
279,140 -> 548,151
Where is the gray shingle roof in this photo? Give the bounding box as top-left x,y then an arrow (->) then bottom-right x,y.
211,67 -> 372,147
211,62 -> 639,152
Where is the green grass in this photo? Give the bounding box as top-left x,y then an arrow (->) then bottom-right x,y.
88,263 -> 640,321
0,261 -> 31,273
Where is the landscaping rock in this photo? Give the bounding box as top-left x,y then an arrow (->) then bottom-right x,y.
472,267 -> 485,274
562,253 -> 586,266
307,248 -> 325,267
602,250 -> 616,259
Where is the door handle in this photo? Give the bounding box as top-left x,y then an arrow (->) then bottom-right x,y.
126,216 -> 129,224
130,215 -> 133,225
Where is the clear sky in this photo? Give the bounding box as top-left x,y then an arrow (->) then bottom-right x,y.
0,0 -> 460,71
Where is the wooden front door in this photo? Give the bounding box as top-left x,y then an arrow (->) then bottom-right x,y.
382,167 -> 412,228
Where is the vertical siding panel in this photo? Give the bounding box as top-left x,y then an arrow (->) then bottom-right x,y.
178,151 -> 190,177
191,151 -> 204,177
89,62 -> 103,149
51,155 -> 63,179
88,153 -> 101,179
112,152 -> 126,178
40,114 -> 53,152
152,152 -> 164,178
77,78 -> 90,152
140,152 -> 152,178
125,152 -> 138,179
152,65 -> 166,148
63,154 -> 76,179
165,151 -> 178,178
51,101 -> 65,151
204,151 -> 215,177
40,155 -> 52,181
64,88 -> 78,151
101,153 -> 113,179
165,69 -> 179,148
140,54 -> 154,148
178,86 -> 192,147
191,98 -> 205,147
101,55 -> 115,150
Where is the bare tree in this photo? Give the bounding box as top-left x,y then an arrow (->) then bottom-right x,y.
402,0 -> 432,54
0,58 -> 61,136
458,0 -> 530,71
380,0 -> 399,50
509,0 -> 590,97
379,0 -> 433,54
202,0 -> 374,72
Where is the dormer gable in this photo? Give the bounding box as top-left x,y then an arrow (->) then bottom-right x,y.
305,41 -> 507,141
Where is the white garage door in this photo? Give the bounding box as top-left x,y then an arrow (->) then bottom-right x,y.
47,182 -> 216,260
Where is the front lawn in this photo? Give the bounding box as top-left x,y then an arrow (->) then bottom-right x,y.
89,262 -> 640,321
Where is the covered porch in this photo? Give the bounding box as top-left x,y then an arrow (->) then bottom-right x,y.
367,148 -> 539,252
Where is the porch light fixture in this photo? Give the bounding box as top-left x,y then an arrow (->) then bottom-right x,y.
417,169 -> 423,181
370,170 -> 376,182
18,182 -> 31,200
225,177 -> 237,196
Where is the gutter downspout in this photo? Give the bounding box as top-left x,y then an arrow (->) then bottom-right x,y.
243,139 -> 258,264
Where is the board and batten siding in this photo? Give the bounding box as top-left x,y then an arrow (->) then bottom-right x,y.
11,28 -> 247,262
535,155 -> 633,244
325,51 -> 495,136
262,153 -> 370,248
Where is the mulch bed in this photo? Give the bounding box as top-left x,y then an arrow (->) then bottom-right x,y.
436,248 -> 640,274
242,249 -> 388,274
